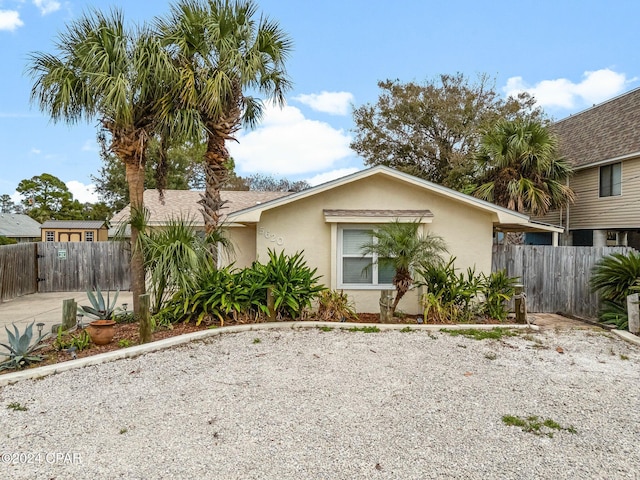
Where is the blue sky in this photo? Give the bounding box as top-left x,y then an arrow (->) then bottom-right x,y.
1,0 -> 639,203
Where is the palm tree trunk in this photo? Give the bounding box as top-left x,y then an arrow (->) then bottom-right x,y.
125,161 -> 147,315
200,133 -> 231,264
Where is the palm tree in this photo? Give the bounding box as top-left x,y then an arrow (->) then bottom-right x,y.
360,220 -> 447,315
156,0 -> 292,234
28,9 -> 175,313
473,119 -> 575,216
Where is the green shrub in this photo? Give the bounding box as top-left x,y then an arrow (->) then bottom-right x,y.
590,252 -> 640,327
315,290 -> 357,322
0,236 -> 17,245
481,270 -> 517,321
165,250 -> 325,325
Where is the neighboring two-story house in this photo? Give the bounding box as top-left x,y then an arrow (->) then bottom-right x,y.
544,87 -> 640,248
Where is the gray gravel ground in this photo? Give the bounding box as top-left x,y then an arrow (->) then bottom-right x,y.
0,327 -> 639,479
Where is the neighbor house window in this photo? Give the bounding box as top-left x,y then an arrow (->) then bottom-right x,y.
85,231 -> 94,242
599,163 -> 621,197
45,231 -> 54,242
339,227 -> 394,287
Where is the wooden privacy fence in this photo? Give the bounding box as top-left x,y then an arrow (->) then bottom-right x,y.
0,242 -> 130,302
0,243 -> 38,302
492,245 -> 636,319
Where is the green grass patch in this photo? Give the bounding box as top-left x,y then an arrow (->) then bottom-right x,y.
7,402 -> 27,411
399,326 -> 414,333
347,326 -> 380,333
318,326 -> 334,332
252,338 -> 261,344
502,415 -> 576,438
620,354 -> 629,360
441,327 -> 518,341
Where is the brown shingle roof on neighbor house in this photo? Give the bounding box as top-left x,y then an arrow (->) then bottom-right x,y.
40,220 -> 106,229
110,189 -> 292,226
553,87 -> 640,168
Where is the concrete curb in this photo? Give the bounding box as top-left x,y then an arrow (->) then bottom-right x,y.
0,322 -> 537,387
612,329 -> 640,347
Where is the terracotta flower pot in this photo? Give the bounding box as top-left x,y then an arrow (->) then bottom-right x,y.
87,319 -> 116,345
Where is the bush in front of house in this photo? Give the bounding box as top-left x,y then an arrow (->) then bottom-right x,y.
164,249 -> 325,325
0,236 -> 17,245
590,251 -> 640,329
416,257 -> 517,323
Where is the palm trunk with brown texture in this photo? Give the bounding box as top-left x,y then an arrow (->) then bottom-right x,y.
125,161 -> 147,315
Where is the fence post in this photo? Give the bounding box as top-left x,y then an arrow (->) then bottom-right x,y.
514,284 -> 527,325
627,293 -> 639,334
62,299 -> 77,330
138,294 -> 152,344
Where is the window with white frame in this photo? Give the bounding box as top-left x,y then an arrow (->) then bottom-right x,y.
45,231 -> 54,242
339,227 -> 395,287
85,231 -> 94,242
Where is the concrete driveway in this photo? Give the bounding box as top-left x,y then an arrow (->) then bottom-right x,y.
0,291 -> 134,346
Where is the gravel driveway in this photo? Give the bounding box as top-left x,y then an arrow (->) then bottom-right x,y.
0,327 -> 639,479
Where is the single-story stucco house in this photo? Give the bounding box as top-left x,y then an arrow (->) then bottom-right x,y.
222,166 -> 562,313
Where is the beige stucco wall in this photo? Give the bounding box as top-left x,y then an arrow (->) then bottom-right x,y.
568,157 -> 640,230
224,224 -> 257,268
246,174 -> 495,314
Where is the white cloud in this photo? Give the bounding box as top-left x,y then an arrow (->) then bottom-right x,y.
33,0 -> 61,15
82,139 -> 97,152
30,148 -> 41,155
504,69 -> 632,110
229,103 -> 353,176
66,181 -> 99,203
0,10 -> 23,31
305,168 -> 360,186
293,91 -> 355,115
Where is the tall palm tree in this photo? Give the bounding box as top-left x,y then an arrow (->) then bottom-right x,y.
156,0 -> 292,233
473,119 -> 575,216
28,9 -> 174,313
360,220 -> 448,314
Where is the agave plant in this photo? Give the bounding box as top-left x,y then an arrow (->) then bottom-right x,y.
79,287 -> 119,320
0,322 -> 47,370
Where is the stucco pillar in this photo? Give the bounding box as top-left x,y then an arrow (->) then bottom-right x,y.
593,230 -> 608,247
552,232 -> 559,246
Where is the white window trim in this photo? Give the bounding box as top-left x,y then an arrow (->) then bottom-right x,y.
85,231 -> 94,242
337,224 -> 394,290
45,231 -> 54,242
599,162 -> 622,198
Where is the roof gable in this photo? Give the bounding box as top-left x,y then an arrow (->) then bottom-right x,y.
553,87 -> 640,168
227,166 -> 537,227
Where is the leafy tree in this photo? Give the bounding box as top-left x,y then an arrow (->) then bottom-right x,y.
246,174 -> 310,192
360,220 -> 448,314
0,236 -> 18,245
93,139 -> 207,211
473,119 -> 575,216
28,9 -> 178,312
156,0 -> 292,233
16,173 -> 73,222
0,194 -> 15,213
351,73 -> 543,190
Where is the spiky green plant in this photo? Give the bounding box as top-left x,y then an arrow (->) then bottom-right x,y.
0,322 -> 46,370
79,287 -> 119,320
590,252 -> 640,303
590,251 -> 640,327
360,219 -> 447,314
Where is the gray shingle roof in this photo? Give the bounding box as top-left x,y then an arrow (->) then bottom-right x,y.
0,213 -> 41,238
553,87 -> 640,168
40,220 -> 106,229
110,189 -> 292,227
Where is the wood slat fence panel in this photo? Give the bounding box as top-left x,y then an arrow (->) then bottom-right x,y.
0,243 -> 38,302
37,242 -> 130,293
492,245 -> 636,319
